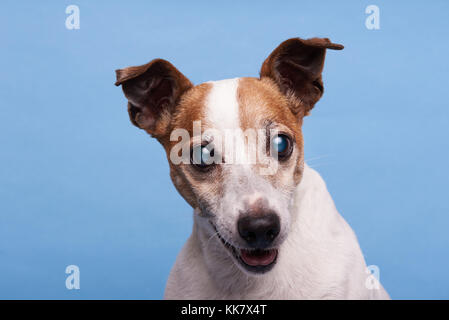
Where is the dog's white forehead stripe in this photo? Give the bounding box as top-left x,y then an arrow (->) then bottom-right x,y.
205,78 -> 249,164
205,78 -> 240,131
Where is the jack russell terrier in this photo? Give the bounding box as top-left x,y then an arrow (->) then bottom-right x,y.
115,37 -> 390,299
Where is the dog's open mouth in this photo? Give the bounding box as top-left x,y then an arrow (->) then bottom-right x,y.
240,248 -> 278,268
212,224 -> 278,274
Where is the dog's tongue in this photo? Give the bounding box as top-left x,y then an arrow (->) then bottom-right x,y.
240,249 -> 277,266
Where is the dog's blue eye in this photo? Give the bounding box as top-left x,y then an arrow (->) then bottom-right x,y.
272,136 -> 287,153
191,145 -> 214,168
271,134 -> 292,159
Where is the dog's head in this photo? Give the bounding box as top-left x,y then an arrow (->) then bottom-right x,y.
115,37 -> 343,275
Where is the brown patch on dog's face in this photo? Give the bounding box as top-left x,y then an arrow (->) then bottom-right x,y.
164,83 -> 223,211
237,77 -> 305,187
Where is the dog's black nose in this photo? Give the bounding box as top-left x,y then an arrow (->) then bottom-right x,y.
237,213 -> 280,248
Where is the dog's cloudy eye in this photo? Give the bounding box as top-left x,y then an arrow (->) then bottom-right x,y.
191,145 -> 214,169
271,134 -> 292,160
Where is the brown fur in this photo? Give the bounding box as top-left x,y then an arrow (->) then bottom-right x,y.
166,83 -> 222,210
237,77 -> 304,184
115,59 -> 193,137
260,37 -> 343,116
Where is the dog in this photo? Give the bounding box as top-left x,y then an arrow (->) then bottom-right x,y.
115,37 -> 390,299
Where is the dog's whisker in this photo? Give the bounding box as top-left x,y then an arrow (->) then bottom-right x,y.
305,154 -> 332,163
205,231 -> 220,247
307,162 -> 332,169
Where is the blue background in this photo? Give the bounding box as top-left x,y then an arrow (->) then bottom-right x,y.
0,0 -> 448,299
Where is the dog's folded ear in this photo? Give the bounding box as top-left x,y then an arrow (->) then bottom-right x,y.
115,59 -> 193,136
260,37 -> 343,116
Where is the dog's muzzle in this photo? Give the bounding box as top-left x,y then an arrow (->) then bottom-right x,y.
211,213 -> 281,274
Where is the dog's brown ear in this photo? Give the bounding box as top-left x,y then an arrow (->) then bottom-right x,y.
115,59 -> 193,136
260,37 -> 343,116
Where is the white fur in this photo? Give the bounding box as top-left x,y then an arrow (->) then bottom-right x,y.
205,78 -> 240,132
164,164 -> 390,299
205,78 -> 249,164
